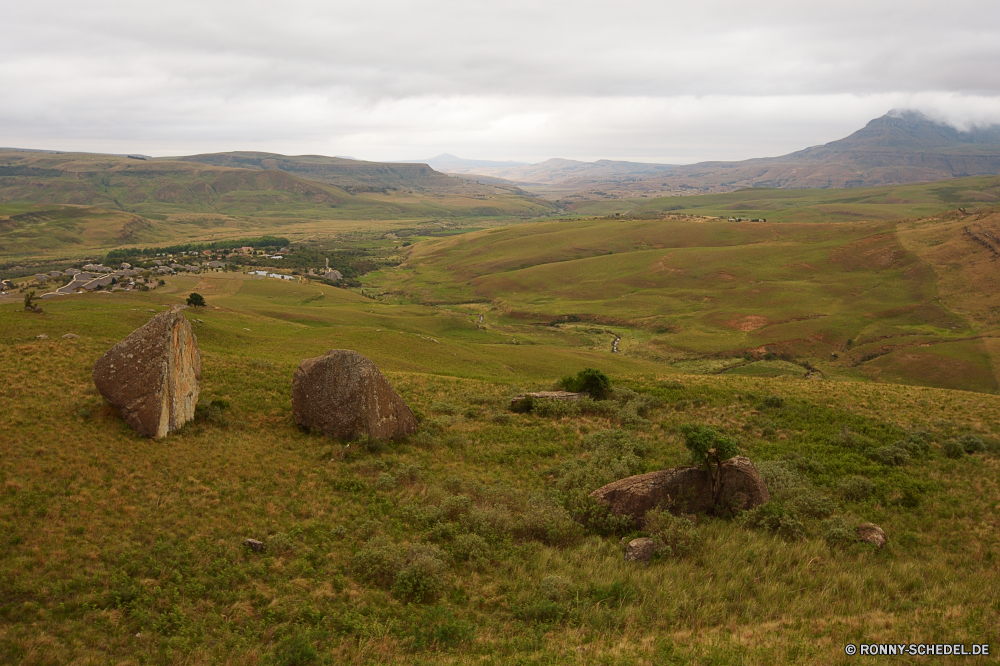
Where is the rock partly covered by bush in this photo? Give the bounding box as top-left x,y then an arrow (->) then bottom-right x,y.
92,305 -> 201,439
292,349 -> 417,440
510,391 -> 586,411
590,456 -> 770,523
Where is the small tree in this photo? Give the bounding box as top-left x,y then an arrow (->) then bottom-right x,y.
187,292 -> 206,307
23,291 -> 37,310
680,424 -> 739,510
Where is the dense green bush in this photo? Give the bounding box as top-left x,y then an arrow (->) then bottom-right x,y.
958,434 -> 986,454
392,544 -> 449,603
351,537 -> 405,588
942,439 -> 966,459
870,445 -> 910,466
644,508 -> 700,558
558,368 -> 612,400
351,538 -> 449,603
837,476 -> 876,502
449,533 -> 491,563
740,501 -> 806,541
822,517 -> 859,549
755,460 -> 809,492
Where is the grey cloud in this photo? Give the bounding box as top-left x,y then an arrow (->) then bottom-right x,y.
2,0 -> 999,160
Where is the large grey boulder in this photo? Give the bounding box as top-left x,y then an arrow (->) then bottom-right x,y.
92,305 -> 201,438
590,456 -> 769,524
292,350 -> 417,440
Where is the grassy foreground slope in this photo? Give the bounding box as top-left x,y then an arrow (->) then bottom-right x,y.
382,208 -> 1000,393
1,276 -> 999,664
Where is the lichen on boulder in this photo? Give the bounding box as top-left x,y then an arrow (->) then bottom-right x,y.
292,349 -> 417,441
92,305 -> 201,439
590,455 -> 770,524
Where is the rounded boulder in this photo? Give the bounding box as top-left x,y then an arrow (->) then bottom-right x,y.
291,349 -> 417,441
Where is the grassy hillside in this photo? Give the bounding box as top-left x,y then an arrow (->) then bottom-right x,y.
0,150 -> 556,263
1,277 -> 998,664
173,152 -> 539,198
379,211 -> 1000,393
567,175 -> 1000,220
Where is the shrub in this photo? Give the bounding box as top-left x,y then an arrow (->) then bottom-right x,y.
509,396 -> 534,414
823,517 -> 858,549
837,476 -> 876,502
430,401 -> 458,415
351,537 -> 405,587
958,434 -> 986,454
375,473 -> 396,490
458,505 -> 516,545
558,368 -> 612,400
555,430 -> 648,495
758,395 -> 785,409
827,426 -> 876,450
587,580 -> 636,605
440,495 -> 473,520
186,292 -> 206,307
516,499 -> 581,547
644,508 -> 699,558
272,634 -> 319,666
788,491 -> 835,518
942,439 -> 966,459
870,445 -> 910,466
532,399 -> 581,419
449,533 -> 490,563
901,430 -> 932,456
740,501 -> 805,541
194,399 -> 229,427
392,544 -> 449,603
755,460 -> 809,492
396,463 -> 422,485
540,575 -> 574,602
512,598 -> 568,624
407,605 -> 475,650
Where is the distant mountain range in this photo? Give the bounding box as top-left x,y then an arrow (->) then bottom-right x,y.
423,110 -> 1000,196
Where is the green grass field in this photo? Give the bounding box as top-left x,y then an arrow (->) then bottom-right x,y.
380,212 -> 1000,393
4,168 -> 1000,664
2,277 -> 999,664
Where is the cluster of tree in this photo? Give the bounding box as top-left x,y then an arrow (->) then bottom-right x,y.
104,236 -> 290,262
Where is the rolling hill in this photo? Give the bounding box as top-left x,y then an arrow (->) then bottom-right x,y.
0,149 -> 556,262
381,198 -> 1000,394
428,110 -> 1000,198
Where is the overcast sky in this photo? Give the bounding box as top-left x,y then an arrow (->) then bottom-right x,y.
2,0 -> 1000,164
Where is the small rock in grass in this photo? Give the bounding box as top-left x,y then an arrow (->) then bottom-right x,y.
243,538 -> 265,552
62,333 -> 79,339
36,334 -> 48,339
856,522 -> 886,549
624,537 -> 657,564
